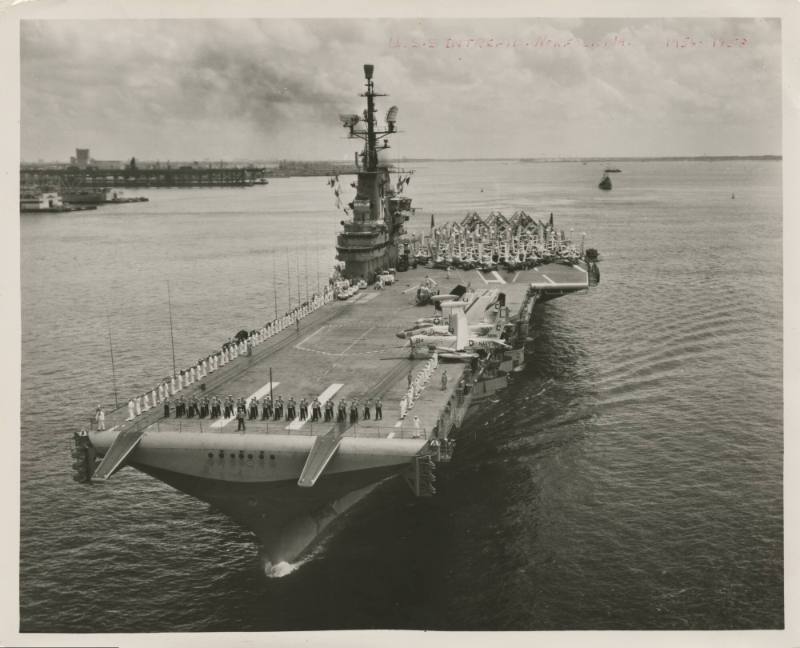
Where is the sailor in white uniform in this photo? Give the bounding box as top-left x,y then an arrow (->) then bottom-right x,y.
96,405 -> 105,431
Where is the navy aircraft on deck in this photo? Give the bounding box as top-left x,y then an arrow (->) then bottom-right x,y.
408,306 -> 509,362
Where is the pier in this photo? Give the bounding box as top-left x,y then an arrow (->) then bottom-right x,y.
21,164 -> 269,189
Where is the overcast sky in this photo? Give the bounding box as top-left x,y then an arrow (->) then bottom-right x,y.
20,17 -> 781,162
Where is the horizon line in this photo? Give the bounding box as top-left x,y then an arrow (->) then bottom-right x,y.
20,154 -> 783,165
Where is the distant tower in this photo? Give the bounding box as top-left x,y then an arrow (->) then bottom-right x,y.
75,148 -> 90,169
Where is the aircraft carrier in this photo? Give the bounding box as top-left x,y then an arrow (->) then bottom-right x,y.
71,65 -> 600,574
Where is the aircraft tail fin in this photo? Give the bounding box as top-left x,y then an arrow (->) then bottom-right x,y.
455,309 -> 469,351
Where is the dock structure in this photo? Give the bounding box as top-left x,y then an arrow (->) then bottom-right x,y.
20,164 -> 269,189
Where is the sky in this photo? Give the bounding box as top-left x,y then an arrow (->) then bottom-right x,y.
20,17 -> 782,162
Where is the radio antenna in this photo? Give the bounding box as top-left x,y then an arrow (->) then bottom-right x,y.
166,280 -> 177,376
106,312 -> 119,409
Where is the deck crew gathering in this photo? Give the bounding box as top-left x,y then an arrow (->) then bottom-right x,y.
93,266 -> 471,440
100,285 -> 440,432
118,289 -> 333,423
156,393 -> 385,426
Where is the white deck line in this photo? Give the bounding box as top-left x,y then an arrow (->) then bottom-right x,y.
296,327 -> 325,350
341,326 -> 375,355
491,270 -> 507,284
402,285 -> 418,294
476,270 -> 489,284
572,264 -> 588,273
540,274 -> 556,284
209,381 -> 281,428
286,383 -> 344,430
512,271 -> 520,283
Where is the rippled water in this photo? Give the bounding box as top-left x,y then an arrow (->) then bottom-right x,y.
20,159 -> 782,631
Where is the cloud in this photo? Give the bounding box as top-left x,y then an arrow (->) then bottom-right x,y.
21,17 -> 781,160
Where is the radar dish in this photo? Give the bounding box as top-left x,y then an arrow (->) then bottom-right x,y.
386,106 -> 399,132
339,114 -> 360,128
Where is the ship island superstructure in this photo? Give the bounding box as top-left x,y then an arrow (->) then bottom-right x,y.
71,65 -> 601,574
336,64 -> 411,282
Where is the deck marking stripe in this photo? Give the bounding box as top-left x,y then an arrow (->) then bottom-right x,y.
476,270 -> 489,284
491,271 -> 507,284
402,285 -> 418,294
512,272 -> 520,283
209,381 -> 280,428
297,327 -> 325,348
341,326 -> 375,355
540,273 -> 556,284
572,264 -> 588,274
287,383 -> 344,430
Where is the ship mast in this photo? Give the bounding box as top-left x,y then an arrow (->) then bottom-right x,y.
341,64 -> 395,179
364,65 -> 378,171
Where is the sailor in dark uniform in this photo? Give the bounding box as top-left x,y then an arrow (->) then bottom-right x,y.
163,398 -> 171,418
311,398 -> 321,422
363,399 -> 371,420
299,398 -> 308,421
265,395 -> 274,419
287,397 -> 296,421
274,396 -> 284,420
260,397 -> 269,420
177,395 -> 185,417
249,397 -> 258,420
375,397 -> 383,420
324,400 -> 333,422
236,404 -> 246,431
349,400 -> 358,424
337,400 -> 346,422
